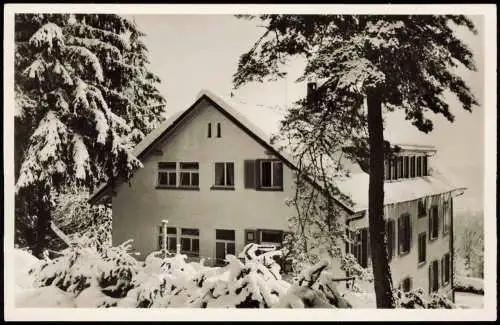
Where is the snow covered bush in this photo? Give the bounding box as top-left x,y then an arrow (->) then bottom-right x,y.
394,288 -> 455,309
119,250 -> 197,308
28,221 -> 139,303
50,189 -> 112,252
276,260 -> 352,308
191,244 -> 291,308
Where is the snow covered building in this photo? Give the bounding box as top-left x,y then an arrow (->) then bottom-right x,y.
89,88 -> 465,299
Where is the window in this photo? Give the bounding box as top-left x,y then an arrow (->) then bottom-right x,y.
180,228 -> 199,256
157,162 -> 177,187
259,160 -> 283,189
404,156 -> 410,178
441,253 -> 451,286
391,159 -> 398,180
398,213 -> 411,255
429,260 -> 439,293
158,226 -> 177,251
422,156 -> 428,176
397,157 -> 404,178
180,162 -> 199,187
260,229 -> 284,248
416,156 -> 422,177
207,122 -> 212,138
410,156 -> 416,177
216,122 -> 221,138
215,229 -> 235,265
384,160 -> 391,180
429,205 -> 439,240
214,162 -> 234,188
350,228 -> 369,268
442,200 -> 451,235
386,220 -> 396,262
244,159 -> 284,190
418,232 -> 426,265
418,199 -> 427,218
157,162 -> 199,189
399,277 -> 412,293
245,229 -> 256,244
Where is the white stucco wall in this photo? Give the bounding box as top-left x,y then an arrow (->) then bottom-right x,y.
348,194 -> 453,296
111,98 -> 298,261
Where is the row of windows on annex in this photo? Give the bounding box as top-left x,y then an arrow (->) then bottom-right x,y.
156,160 -> 284,191
347,197 -> 452,269
157,226 -> 292,270
397,252 -> 451,294
384,155 -> 429,181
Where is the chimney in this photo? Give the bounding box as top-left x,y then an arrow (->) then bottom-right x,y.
307,81 -> 317,105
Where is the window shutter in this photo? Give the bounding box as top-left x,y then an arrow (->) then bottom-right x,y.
408,214 -> 413,252
254,159 -> 261,188
273,161 -> 284,189
398,217 -> 402,255
244,160 -> 256,189
429,264 -> 433,294
441,257 -> 445,286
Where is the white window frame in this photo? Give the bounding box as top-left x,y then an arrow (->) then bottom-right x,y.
157,162 -> 177,187
259,160 -> 283,189
158,225 -> 178,251
180,228 -> 200,256
215,229 -> 236,263
179,162 -> 199,188
213,162 -> 235,188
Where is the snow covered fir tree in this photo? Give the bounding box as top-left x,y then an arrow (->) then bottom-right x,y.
11,12 -> 485,312
14,14 -> 167,257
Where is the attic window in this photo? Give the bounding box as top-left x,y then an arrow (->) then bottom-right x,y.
217,122 -> 221,138
208,123 -> 212,138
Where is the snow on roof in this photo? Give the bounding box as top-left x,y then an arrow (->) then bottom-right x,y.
90,89 -> 465,210
131,109 -> 185,158
336,169 -> 467,213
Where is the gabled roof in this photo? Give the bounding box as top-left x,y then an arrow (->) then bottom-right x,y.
89,89 -> 354,211
89,89 -> 466,214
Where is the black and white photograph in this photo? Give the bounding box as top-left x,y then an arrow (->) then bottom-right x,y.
3,3 -> 496,321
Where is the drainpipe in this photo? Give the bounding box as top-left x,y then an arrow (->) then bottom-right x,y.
451,190 -> 464,303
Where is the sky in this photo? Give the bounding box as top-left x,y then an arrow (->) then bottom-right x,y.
130,14 -> 485,213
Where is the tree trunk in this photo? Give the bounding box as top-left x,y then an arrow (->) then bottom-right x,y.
366,93 -> 396,308
32,191 -> 52,259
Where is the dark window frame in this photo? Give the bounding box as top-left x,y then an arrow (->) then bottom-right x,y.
441,253 -> 451,286
429,259 -> 440,293
398,213 -> 412,256
400,277 -> 413,293
216,122 -> 221,138
386,220 -> 396,262
418,232 -> 427,265
429,204 -> 439,240
207,122 -> 212,138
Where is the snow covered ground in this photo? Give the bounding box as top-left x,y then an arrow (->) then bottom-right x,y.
455,276 -> 484,292
455,292 -> 484,309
